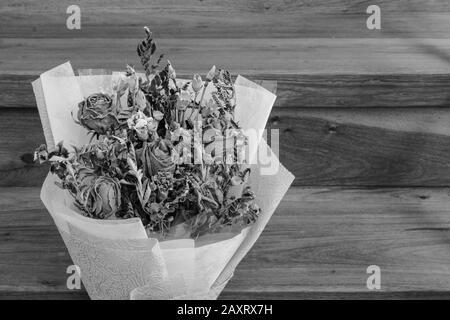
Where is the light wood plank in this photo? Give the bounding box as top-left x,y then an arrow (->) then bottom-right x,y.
2,1 -> 450,38
4,38 -> 450,75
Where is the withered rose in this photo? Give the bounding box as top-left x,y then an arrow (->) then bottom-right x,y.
142,139 -> 176,178
75,169 -> 121,219
77,93 -> 119,135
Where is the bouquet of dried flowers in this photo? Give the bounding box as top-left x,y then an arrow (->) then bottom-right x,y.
36,27 -> 259,238
32,26 -> 293,300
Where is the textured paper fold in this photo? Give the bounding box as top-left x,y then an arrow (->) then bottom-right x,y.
34,62 -> 294,299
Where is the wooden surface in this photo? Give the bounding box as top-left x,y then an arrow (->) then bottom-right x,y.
2,186 -> 450,299
2,0 -> 450,299
5,38 -> 450,75
2,0 -> 450,39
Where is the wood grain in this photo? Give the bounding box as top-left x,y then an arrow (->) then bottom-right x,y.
5,107 -> 450,187
4,38 -> 450,75
1,290 -> 450,300
0,108 -> 49,187
2,0 -> 450,299
2,186 -> 450,298
4,74 -> 450,109
2,1 -> 450,38
269,108 -> 450,186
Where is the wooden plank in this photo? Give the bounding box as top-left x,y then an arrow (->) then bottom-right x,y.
0,291 -> 89,300
0,75 -> 36,109
2,1 -> 450,38
0,108 -> 49,187
235,187 -> 450,292
1,290 -> 450,300
220,291 -> 450,300
2,186 -> 450,298
269,108 -> 450,186
5,107 -> 450,187
4,74 -> 450,109
4,38 -> 450,75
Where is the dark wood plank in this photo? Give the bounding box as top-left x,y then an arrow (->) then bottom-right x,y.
219,291 -> 450,300
0,291 -> 89,300
3,38 -> 450,75
269,107 -> 450,186
2,1 -> 450,38
0,108 -> 49,187
4,74 -> 450,109
2,186 -> 450,298
0,75 -> 36,109
5,107 -> 450,187
2,290 -> 450,300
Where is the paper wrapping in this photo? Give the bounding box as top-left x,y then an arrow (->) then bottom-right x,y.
33,62 -> 294,300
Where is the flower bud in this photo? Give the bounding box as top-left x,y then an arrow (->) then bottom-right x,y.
206,65 -> 217,81
176,90 -> 191,111
167,60 -> 176,79
153,110 -> 164,121
135,90 -> 147,111
192,74 -> 203,93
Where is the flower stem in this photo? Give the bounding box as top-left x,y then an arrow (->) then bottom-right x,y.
181,110 -> 186,127
196,80 -> 209,121
186,103 -> 198,122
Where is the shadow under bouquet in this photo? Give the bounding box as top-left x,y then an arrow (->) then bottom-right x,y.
33,27 -> 294,299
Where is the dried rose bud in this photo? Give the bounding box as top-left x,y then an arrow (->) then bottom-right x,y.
135,90 -> 147,111
142,139 -> 176,177
206,65 -> 217,81
176,90 -> 191,111
167,60 -> 176,80
153,110 -> 164,121
76,170 -> 121,219
192,74 -> 203,93
77,93 -> 119,135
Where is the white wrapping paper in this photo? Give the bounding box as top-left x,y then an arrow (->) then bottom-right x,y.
33,62 -> 294,300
